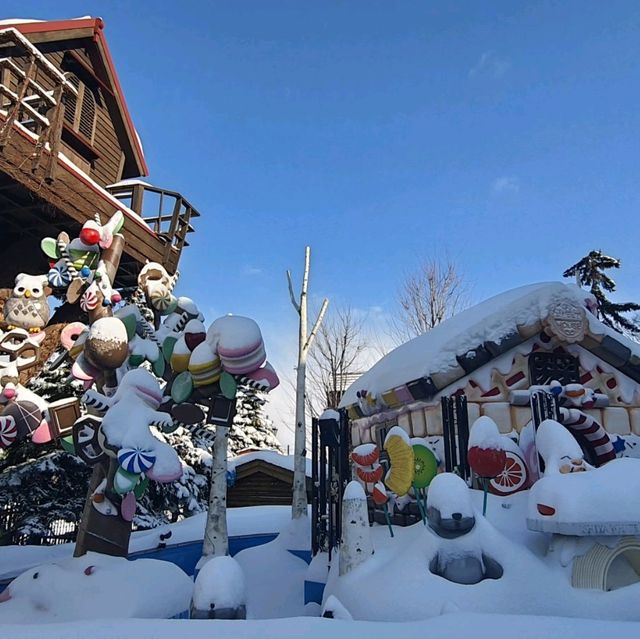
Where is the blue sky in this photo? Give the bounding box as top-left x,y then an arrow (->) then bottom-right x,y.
4,2 -> 640,442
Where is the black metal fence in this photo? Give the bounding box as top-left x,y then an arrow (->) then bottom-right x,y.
0,504 -> 78,546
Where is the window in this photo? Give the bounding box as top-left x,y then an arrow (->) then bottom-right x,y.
63,73 -> 97,143
528,351 -> 580,386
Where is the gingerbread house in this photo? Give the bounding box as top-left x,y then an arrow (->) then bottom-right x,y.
340,282 -> 640,477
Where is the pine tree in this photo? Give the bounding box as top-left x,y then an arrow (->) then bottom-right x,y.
0,352 -> 89,544
563,250 -> 640,335
229,387 -> 282,455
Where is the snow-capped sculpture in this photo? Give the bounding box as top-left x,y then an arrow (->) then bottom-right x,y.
80,368 -> 182,521
536,419 -> 590,476
0,553 -> 192,623
427,473 -> 503,584
191,556 -> 246,619
527,420 -> 640,535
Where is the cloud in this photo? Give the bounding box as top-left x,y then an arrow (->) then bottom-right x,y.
469,51 -> 511,79
492,176 -> 520,194
243,265 -> 263,276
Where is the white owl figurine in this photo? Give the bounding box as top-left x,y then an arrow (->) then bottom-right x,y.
3,274 -> 50,332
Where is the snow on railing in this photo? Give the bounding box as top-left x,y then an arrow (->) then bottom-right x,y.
0,27 -> 77,180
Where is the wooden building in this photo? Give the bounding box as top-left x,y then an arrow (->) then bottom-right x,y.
227,451 -> 313,508
0,18 -> 198,288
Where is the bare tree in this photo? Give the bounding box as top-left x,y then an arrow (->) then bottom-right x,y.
307,306 -> 368,415
287,247 -> 328,520
391,257 -> 468,344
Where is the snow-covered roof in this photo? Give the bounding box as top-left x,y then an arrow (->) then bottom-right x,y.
108,178 -> 154,189
228,450 -> 313,477
340,282 -> 640,410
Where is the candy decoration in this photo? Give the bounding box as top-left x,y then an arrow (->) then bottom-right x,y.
61,322 -> 87,352
468,447 -> 507,479
0,416 -> 17,448
372,481 -> 394,538
188,341 -> 222,387
60,435 -> 75,454
113,467 -> 141,495
383,427 -> 415,497
184,319 -> 207,351
356,463 -> 384,483
351,444 -> 379,467
170,335 -> 191,373
80,287 -> 99,312
118,447 -> 156,474
48,263 -> 72,288
80,265 -> 91,279
208,315 -> 267,374
238,361 -> 280,391
121,491 -> 137,522
171,370 -> 194,404
150,288 -> 175,312
2,401 -> 42,439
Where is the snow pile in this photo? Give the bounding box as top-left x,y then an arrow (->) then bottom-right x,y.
427,473 -> 474,518
234,518 -> 311,618
326,488 -> 640,621
193,556 -> 245,611
527,457 -> 640,535
536,419 -> 589,475
0,553 -> 192,624
468,416 -> 504,450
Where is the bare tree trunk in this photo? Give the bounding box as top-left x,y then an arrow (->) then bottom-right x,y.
203,422 -> 229,558
288,247 -> 328,520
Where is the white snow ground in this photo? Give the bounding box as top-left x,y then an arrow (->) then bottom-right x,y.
1,614 -> 639,639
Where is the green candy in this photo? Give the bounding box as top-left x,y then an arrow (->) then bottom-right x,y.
114,467 -> 140,495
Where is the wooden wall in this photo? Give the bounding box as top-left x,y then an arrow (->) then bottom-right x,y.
227,460 -> 312,508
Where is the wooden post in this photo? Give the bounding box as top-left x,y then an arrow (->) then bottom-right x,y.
74,234 -> 130,557
287,247 -> 328,520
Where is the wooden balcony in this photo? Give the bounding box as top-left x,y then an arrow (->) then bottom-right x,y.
106,180 -> 199,267
0,27 -> 197,289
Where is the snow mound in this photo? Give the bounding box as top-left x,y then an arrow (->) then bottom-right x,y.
193,556 -> 245,611
527,457 -> 640,535
469,416 -> 504,450
427,473 -> 473,518
0,553 -> 192,624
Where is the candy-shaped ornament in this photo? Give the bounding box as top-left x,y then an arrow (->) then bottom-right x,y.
118,447 -> 156,474
207,315 -> 266,375
0,415 -> 17,448
48,262 -> 72,289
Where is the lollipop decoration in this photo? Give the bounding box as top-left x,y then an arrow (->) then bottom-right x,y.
467,416 -> 507,515
372,481 -> 394,538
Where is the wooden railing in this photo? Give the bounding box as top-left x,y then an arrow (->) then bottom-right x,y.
0,27 -> 77,181
106,181 -> 200,264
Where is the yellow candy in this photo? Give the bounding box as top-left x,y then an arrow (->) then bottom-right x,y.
384,433 -> 415,497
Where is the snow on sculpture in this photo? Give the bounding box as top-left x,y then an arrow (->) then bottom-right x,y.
527,419 -> 640,535
426,473 -> 503,585
81,368 -> 182,521
191,556 -> 247,619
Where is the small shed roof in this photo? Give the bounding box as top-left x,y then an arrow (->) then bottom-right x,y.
228,450 -> 313,478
